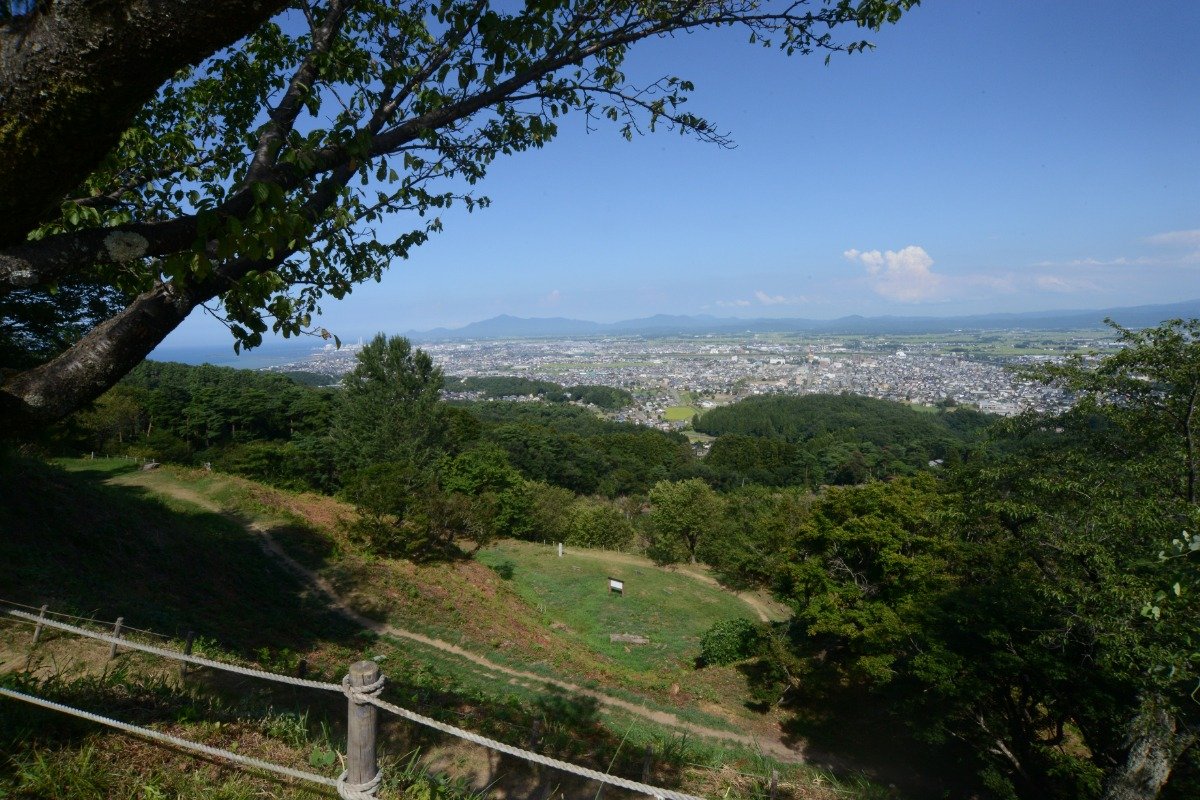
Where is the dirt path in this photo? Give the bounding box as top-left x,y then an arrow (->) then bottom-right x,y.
116,473 -> 807,763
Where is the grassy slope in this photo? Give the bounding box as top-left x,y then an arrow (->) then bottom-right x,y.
110,464 -> 774,724
0,456 -> 894,800
0,457 -> 358,654
476,543 -> 756,674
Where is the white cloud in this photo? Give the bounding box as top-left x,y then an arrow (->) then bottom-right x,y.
1032,256 -> 1150,268
716,291 -> 808,308
543,289 -> 562,306
1033,228 -> 1200,270
844,245 -> 941,302
963,273 -> 1017,292
754,290 -> 807,306
1145,229 -> 1200,247
1035,274 -> 1099,293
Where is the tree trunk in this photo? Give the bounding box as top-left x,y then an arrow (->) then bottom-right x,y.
0,279 -> 198,431
1101,702 -> 1196,800
0,0 -> 286,247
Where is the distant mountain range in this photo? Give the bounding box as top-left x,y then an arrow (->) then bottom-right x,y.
404,300 -> 1200,341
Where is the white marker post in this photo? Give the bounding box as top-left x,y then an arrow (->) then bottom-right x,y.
557,542 -> 563,558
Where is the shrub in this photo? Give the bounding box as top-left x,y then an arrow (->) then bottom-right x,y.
564,500 -> 635,550
699,618 -> 761,667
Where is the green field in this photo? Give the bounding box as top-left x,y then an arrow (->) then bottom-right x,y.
476,542 -> 758,674
663,405 -> 701,422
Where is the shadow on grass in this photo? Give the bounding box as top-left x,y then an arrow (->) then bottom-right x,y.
0,456 -> 359,657
773,688 -> 977,798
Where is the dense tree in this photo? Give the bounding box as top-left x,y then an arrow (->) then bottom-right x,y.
648,477 -> 722,564
0,0 -> 918,431
66,359 -> 339,488
332,333 -> 445,476
770,475 -> 951,692
564,496 -> 635,550
698,393 -> 991,486
1028,318 -> 1200,505
706,484 -> 812,587
466,400 -> 696,495
565,384 -> 633,410
346,460 -> 453,558
449,376 -> 567,400
444,444 -> 536,542
760,320 -> 1200,800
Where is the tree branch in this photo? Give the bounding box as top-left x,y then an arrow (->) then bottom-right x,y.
0,0 -> 289,247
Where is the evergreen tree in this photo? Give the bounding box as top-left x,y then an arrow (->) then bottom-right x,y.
332,334 -> 444,477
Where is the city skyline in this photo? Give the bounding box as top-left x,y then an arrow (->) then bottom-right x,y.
165,0 -> 1200,349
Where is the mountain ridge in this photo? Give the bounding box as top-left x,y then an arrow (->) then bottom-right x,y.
403,299 -> 1200,341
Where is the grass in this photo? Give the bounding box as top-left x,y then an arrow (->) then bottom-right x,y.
0,664 -> 484,800
663,406 -> 701,422
0,457 -> 357,656
475,542 -> 757,675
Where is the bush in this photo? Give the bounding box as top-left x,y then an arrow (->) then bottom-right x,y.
699,618 -> 761,666
564,500 -> 635,550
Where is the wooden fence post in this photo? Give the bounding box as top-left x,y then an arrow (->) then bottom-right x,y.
179,631 -> 195,680
107,617 -> 124,661
297,658 -> 308,680
527,718 -> 542,751
346,660 -> 380,791
23,604 -> 49,670
642,745 -> 654,784
769,769 -> 779,800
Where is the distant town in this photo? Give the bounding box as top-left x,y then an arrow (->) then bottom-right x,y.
259,327 -> 1122,430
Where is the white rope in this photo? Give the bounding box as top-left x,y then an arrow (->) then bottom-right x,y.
7,609 -> 341,693
367,696 -> 704,800
0,597 -> 172,640
0,686 -> 337,789
9,606 -> 708,800
342,673 -> 387,704
337,767 -> 383,800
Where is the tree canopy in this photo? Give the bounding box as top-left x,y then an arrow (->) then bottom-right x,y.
698,393 -> 992,486
0,0 -> 918,431
757,320 -> 1200,800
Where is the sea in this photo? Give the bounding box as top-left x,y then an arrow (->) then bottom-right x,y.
149,340 -> 322,370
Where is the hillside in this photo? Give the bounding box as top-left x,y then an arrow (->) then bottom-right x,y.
0,456 -> 899,800
696,394 -> 992,487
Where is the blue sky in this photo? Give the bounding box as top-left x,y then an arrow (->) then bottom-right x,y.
163,0 -> 1200,351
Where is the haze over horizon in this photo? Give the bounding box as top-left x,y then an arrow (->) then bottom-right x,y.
165,0 -> 1199,349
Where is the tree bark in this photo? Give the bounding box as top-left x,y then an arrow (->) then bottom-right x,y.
1101,702 -> 1196,800
0,279 -> 199,430
0,0 -> 287,248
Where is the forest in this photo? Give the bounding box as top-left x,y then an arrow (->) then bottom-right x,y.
22,319 -> 1200,800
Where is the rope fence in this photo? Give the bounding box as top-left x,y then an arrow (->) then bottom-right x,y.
3,605 -> 706,800
7,609 -> 340,692
0,686 -> 339,789
0,597 -> 173,641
